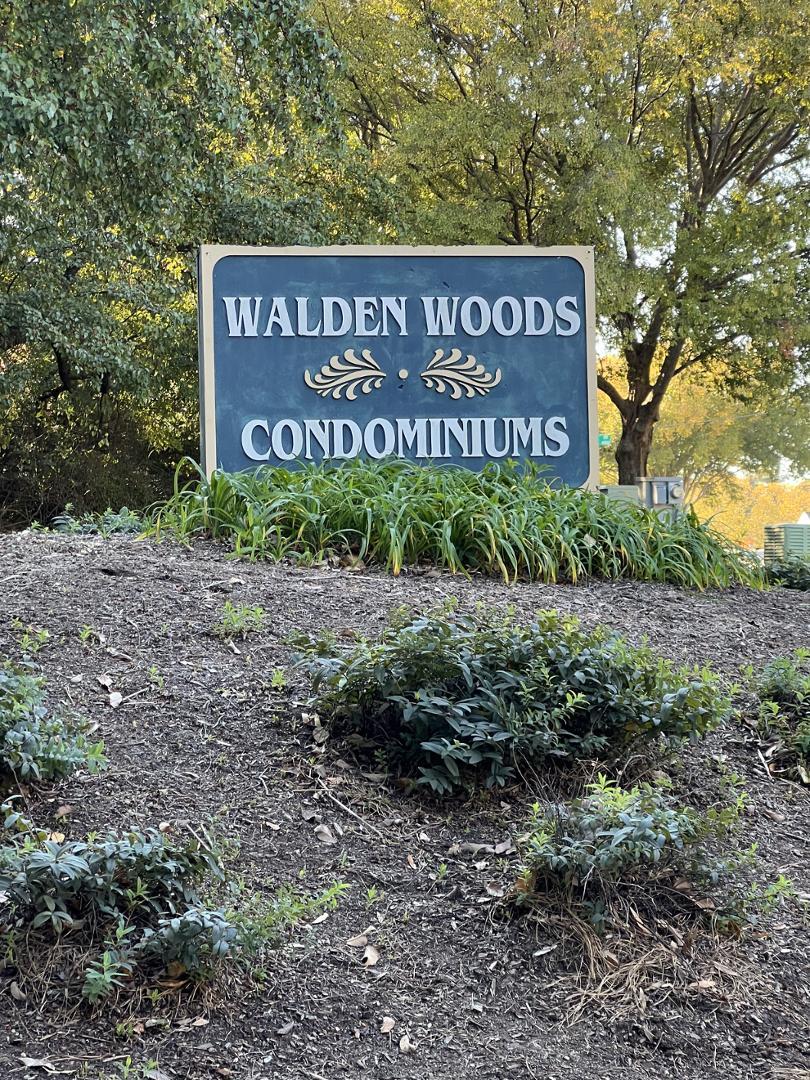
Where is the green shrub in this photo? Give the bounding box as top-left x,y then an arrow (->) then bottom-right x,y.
0,817 -> 224,938
297,606 -> 729,795
0,659 -> 106,781
522,776 -> 735,890
0,806 -> 345,1002
751,650 -> 810,783
766,556 -> 810,591
150,458 -> 762,589
518,776 -> 748,927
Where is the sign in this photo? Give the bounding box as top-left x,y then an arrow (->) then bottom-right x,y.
198,245 -> 597,486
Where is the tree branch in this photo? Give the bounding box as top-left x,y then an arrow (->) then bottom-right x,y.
598,375 -> 630,418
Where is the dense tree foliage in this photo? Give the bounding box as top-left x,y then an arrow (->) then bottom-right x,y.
321,0 -> 810,482
1,0 -> 807,521
0,0 -> 390,523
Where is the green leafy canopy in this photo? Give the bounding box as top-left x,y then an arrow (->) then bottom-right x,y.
321,0 -> 810,480
0,0 -> 394,522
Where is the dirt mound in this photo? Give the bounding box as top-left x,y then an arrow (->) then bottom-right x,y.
0,533 -> 807,1080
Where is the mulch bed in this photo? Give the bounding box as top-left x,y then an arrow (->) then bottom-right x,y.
0,532 -> 808,1080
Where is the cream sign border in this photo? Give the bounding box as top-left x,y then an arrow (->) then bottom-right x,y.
197,244 -> 599,487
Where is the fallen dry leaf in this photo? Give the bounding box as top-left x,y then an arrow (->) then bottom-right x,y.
362,944 -> 380,967
176,1016 -> 208,1029
362,772 -> 388,784
380,1016 -> 396,1034
96,674 -> 113,690
399,1033 -> 414,1054
18,1059 -> 67,1076
448,841 -> 494,857
105,646 -> 133,661
346,934 -> 368,948
276,1020 -> 295,1036
109,691 -> 123,708
314,823 -> 337,845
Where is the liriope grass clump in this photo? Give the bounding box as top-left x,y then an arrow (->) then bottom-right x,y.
296,605 -> 730,795
150,459 -> 760,588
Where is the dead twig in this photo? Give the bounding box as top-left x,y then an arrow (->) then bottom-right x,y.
316,778 -> 387,840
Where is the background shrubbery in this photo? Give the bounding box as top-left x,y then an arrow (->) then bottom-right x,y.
297,605 -> 729,794
766,557 -> 810,592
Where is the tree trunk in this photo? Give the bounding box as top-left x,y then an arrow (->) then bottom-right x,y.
615,414 -> 656,485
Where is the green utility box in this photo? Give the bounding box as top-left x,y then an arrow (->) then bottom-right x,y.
598,484 -> 641,505
764,523 -> 810,565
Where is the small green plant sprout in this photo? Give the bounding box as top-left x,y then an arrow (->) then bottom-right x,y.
78,624 -> 98,646
749,650 -> 810,783
230,880 -> 349,952
83,944 -> 136,1004
146,665 -> 165,691
215,600 -> 265,639
712,875 -> 796,937
270,668 -> 287,689
114,1058 -> 161,1080
297,605 -> 730,796
366,885 -> 382,907
12,621 -> 50,656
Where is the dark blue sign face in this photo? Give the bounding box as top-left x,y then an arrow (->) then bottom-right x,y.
198,246 -> 597,485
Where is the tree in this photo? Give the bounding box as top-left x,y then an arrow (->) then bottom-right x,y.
320,0 -> 810,482
597,362 -> 810,502
700,478 -> 810,548
0,0 -> 390,522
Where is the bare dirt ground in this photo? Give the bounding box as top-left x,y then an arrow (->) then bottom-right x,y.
0,532 -> 808,1080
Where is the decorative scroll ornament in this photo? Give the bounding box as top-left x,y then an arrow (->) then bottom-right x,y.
303,349 -> 386,400
420,348 -> 502,399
